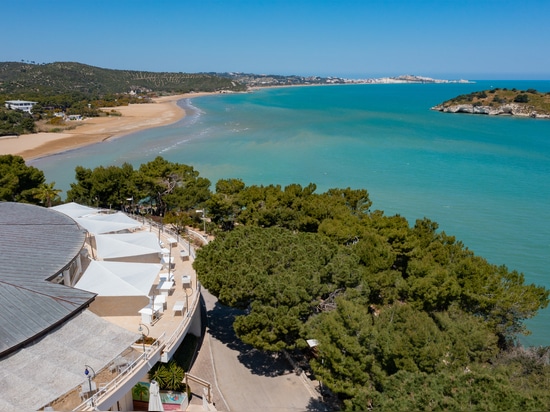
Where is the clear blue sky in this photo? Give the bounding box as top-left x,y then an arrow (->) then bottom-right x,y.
3,0 -> 549,80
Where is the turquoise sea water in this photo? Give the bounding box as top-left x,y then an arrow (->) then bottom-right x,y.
32,81 -> 550,346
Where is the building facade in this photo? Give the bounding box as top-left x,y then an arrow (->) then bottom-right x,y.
4,100 -> 37,113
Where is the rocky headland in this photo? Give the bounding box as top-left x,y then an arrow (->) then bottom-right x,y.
432,88 -> 550,119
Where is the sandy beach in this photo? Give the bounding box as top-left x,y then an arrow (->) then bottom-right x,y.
0,92 -> 214,161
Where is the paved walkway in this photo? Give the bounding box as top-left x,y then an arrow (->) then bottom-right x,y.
187,289 -> 327,412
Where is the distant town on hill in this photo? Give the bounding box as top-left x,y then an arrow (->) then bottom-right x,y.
218,72 -> 471,87
0,61 -> 472,136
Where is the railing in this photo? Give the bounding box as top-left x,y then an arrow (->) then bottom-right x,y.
185,372 -> 213,403
129,213 -> 209,252
73,334 -> 165,411
163,282 -> 202,352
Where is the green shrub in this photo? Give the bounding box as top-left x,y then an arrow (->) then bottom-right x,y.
514,94 -> 529,103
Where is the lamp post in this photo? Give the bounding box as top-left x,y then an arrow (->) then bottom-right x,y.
196,209 -> 206,234
158,216 -> 162,241
184,284 -> 193,315
138,323 -> 150,358
169,237 -> 173,273
84,364 -> 96,406
185,227 -> 191,255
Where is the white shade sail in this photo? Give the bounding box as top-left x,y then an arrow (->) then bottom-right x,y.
95,232 -> 162,259
76,261 -> 161,296
76,212 -> 142,234
51,202 -> 97,219
52,203 -> 143,234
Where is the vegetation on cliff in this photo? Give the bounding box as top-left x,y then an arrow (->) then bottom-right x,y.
433,88 -> 550,117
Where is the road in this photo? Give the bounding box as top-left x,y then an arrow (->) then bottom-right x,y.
188,288 -> 327,412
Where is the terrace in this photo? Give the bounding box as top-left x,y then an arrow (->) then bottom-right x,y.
49,218 -> 206,411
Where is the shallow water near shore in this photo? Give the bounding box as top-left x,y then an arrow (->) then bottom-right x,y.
33,81 -> 550,346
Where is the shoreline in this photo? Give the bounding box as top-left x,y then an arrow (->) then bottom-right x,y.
0,92 -> 217,161
0,80 -> 479,163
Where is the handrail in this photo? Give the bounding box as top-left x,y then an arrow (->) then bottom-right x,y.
163,283 -> 202,352
73,337 -> 165,411
128,213 -> 208,250
185,372 -> 212,403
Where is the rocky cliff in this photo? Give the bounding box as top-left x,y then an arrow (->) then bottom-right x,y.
431,102 -> 550,118
431,88 -> 550,119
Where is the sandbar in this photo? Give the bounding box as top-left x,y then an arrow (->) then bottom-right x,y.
0,92 -> 214,161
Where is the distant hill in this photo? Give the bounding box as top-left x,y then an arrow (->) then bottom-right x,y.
0,61 -> 246,97
432,88 -> 550,118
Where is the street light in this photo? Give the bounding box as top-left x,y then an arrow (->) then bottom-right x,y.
196,209 -> 206,234
84,364 -> 96,406
185,227 -> 191,255
183,282 -> 193,315
138,323 -> 150,358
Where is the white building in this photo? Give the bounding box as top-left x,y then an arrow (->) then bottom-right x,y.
4,99 -> 37,113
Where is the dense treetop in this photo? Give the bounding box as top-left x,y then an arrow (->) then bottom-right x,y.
194,181 -> 550,410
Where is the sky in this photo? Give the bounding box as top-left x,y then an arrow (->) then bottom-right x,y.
3,0 -> 549,80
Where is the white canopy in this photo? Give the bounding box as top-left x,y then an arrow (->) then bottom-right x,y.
52,203 -> 142,234
75,212 -> 142,234
95,232 -> 162,260
51,202 -> 97,219
76,261 -> 161,296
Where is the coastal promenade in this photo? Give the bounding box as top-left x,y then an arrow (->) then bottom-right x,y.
187,289 -> 326,412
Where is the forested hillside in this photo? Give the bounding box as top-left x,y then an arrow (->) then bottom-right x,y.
0,61 -> 247,136
0,61 -> 245,96
4,155 -> 550,411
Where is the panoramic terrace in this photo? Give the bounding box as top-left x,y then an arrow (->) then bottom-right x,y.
49,218 -> 206,411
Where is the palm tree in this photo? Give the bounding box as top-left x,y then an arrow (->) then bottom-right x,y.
149,361 -> 185,391
132,382 -> 149,401
33,182 -> 62,207
165,361 -> 185,391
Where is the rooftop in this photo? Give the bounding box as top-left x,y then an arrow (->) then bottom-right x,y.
0,202 -> 95,357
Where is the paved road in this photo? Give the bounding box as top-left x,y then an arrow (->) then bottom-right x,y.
188,288 -> 327,412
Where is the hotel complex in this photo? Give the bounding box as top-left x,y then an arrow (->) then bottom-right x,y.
4,100 -> 37,113
0,202 -> 204,411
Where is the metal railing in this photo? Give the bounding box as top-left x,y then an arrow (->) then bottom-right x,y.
163,282 -> 202,352
73,335 -> 165,411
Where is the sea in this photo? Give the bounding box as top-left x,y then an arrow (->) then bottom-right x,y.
31,81 -> 550,346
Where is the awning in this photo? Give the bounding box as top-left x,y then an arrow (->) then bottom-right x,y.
76,212 -> 142,234
95,232 -> 162,259
51,202 -> 98,219
52,203 -> 143,234
76,261 -> 161,297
